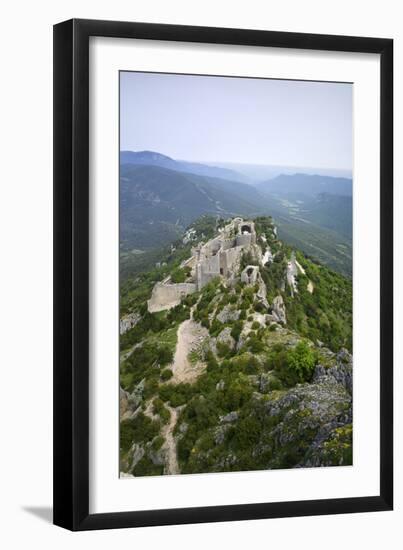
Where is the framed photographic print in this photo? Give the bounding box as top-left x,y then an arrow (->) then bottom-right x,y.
53,19 -> 393,530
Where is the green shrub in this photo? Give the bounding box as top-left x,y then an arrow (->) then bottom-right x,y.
254,301 -> 266,313
120,413 -> 160,452
132,456 -> 163,476
205,350 -> 219,372
287,341 -> 317,382
157,345 -> 174,366
216,342 -> 232,358
167,303 -> 190,324
160,368 -> 173,381
151,435 -> 165,451
230,321 -> 244,342
233,415 -> 261,450
121,340 -> 174,392
231,353 -> 260,375
223,376 -> 253,410
143,377 -> 159,400
246,335 -> 265,353
152,397 -> 165,415
159,383 -> 195,407
177,434 -> 194,463
264,374 -> 283,391
243,286 -> 255,302
200,316 -> 210,330
271,341 -> 317,386
209,319 -> 223,337
171,267 -> 187,283
152,397 -> 171,424
321,424 -> 352,465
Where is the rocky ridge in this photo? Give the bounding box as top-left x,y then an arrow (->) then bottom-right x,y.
119,216 -> 353,476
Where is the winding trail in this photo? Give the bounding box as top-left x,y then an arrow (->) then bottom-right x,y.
160,308 -> 208,474
170,315 -> 208,384
162,406 -> 180,475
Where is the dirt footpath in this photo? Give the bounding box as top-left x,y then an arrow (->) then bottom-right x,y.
170,319 -> 208,384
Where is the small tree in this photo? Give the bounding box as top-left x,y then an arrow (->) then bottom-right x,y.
157,345 -> 174,366
171,267 -> 186,283
286,341 -> 317,383
160,368 -> 173,381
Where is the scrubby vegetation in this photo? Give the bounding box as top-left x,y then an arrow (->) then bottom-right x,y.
120,215 -> 353,477
284,251 -> 352,351
120,413 -> 160,454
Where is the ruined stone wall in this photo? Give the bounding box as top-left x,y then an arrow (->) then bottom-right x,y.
201,253 -> 220,274
201,237 -> 221,257
196,252 -> 221,289
221,245 -> 243,277
148,218 -> 259,303
221,238 -> 237,251
236,233 -> 252,247
147,282 -> 196,313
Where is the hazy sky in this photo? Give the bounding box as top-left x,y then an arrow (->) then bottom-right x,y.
120,71 -> 352,171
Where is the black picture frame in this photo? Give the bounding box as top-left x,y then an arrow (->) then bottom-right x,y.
53,18 -> 393,531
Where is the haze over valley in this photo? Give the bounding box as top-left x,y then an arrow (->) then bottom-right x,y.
120,150 -> 352,278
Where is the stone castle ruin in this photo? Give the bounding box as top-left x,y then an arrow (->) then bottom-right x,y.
241,265 -> 259,285
148,218 -> 257,313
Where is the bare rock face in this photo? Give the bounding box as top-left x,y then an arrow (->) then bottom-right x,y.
313,348 -> 353,394
148,448 -> 166,466
214,424 -> 230,445
272,295 -> 287,324
178,422 -> 188,434
120,379 -> 145,420
216,305 -> 240,324
216,327 -> 236,350
130,443 -> 145,470
220,411 -> 239,423
216,379 -> 225,391
120,387 -> 129,417
265,378 -> 352,467
120,312 -> 141,335
182,352 -> 353,472
259,372 -> 281,393
256,275 -> 270,309
129,379 -> 145,407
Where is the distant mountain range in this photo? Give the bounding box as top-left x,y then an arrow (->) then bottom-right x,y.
212,161 -> 352,181
120,150 -> 353,276
120,163 -> 266,250
255,173 -> 352,199
120,150 -> 250,183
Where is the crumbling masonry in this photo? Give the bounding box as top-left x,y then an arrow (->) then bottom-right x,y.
148,218 -> 257,313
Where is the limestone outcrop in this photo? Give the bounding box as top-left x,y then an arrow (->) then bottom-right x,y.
120,312 -> 141,335
272,295 -> 287,324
